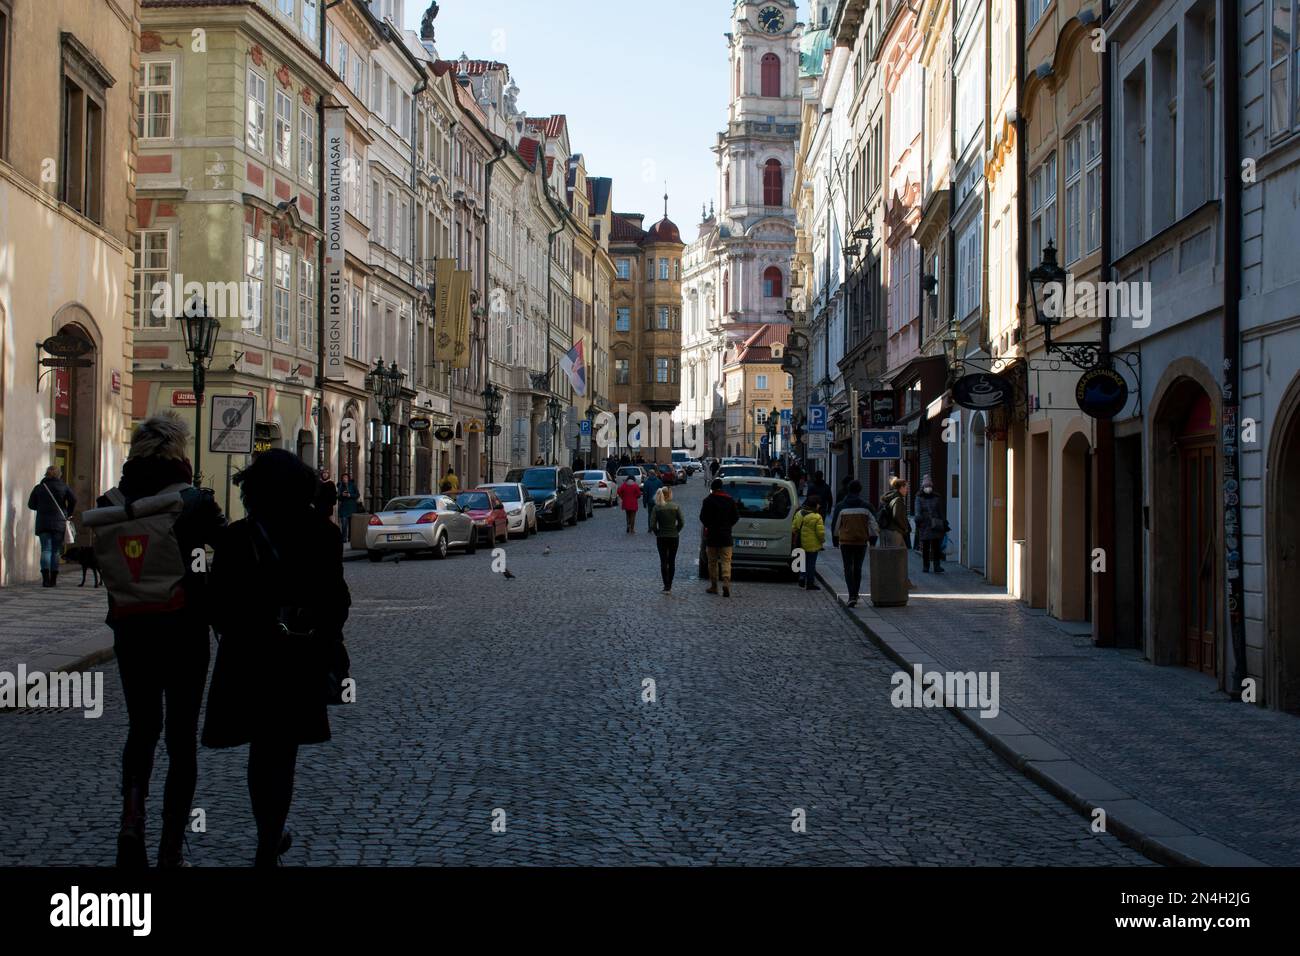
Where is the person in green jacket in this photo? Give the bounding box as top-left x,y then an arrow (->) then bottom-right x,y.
791,497 -> 826,591
650,486 -> 685,592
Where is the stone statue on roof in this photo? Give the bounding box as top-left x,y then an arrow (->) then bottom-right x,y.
420,2 -> 440,42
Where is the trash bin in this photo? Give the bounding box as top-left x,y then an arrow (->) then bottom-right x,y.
869,546 -> 910,607
349,512 -> 371,551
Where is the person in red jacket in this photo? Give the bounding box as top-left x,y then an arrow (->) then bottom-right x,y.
616,475 -> 641,534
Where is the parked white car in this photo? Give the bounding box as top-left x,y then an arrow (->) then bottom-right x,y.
479,482 -> 539,537
576,470 -> 617,506
614,465 -> 644,487
365,495 -> 478,561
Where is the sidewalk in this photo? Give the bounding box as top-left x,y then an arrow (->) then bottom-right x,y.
816,548 -> 1295,866
0,582 -> 115,682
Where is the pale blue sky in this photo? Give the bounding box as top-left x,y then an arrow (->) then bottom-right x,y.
402,0 -> 733,227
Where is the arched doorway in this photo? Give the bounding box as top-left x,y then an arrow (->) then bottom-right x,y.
1060,430 -> 1093,623
49,318 -> 99,524
339,401 -> 361,500
1151,373 -> 1220,675
1268,375 -> 1300,711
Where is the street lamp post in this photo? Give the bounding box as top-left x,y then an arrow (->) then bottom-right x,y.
1028,240 -> 1105,370
481,382 -> 503,483
180,299 -> 220,488
546,395 -> 562,466
366,358 -> 405,502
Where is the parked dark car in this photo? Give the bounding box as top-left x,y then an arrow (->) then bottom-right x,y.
656,462 -> 677,486
504,466 -> 578,529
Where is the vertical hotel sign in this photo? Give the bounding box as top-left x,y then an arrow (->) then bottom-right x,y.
432,258 -> 456,364
323,107 -> 347,380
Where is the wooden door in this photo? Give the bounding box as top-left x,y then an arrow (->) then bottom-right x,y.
1180,441 -> 1217,675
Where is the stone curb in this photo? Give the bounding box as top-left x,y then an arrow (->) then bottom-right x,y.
816,564 -> 1269,869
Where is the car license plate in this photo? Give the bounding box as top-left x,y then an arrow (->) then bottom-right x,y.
738,539 -> 767,549
388,534 -> 414,542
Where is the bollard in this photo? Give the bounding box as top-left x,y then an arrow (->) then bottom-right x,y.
349,512 -> 370,551
869,547 -> 910,607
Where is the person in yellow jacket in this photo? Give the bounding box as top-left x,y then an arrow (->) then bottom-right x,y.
791,497 -> 826,591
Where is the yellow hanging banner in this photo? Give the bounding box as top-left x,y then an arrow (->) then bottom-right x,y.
432,258 -> 457,364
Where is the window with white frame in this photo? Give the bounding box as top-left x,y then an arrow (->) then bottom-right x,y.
325,22 -> 334,70
302,0 -> 317,39
273,247 -> 292,343
244,235 -> 265,334
274,88 -> 292,167
352,52 -> 365,102
137,61 -> 174,139
1064,129 -> 1083,263
349,284 -> 362,358
299,105 -> 314,184
659,258 -> 669,280
1084,112 -> 1102,255
656,357 -> 670,384
276,0 -> 293,18
756,374 -> 769,390
298,257 -> 315,349
1028,0 -> 1051,31
658,307 -> 670,330
133,230 -> 170,328
1029,152 -> 1056,266
246,69 -> 266,153
956,215 -> 982,318
615,359 -> 630,384
616,307 -> 630,331
1269,0 -> 1297,137
339,41 -> 349,92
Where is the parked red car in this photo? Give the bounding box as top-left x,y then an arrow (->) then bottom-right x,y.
656,462 -> 677,485
456,489 -> 511,546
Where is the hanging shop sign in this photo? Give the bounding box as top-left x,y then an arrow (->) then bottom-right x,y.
434,426 -> 455,443
409,417 -> 432,432
869,391 -> 896,427
41,334 -> 94,359
951,373 -> 1014,410
1075,366 -> 1129,420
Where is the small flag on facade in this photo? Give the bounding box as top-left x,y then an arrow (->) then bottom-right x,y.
560,340 -> 587,397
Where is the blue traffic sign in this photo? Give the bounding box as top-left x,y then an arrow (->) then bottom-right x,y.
780,408 -> 792,424
860,429 -> 902,460
808,405 -> 828,433
579,419 -> 593,436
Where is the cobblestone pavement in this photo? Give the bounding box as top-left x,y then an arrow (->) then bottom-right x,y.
0,577 -> 114,677
818,548 -> 1300,866
0,480 -> 1146,866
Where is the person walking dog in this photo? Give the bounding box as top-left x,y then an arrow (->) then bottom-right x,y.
915,476 -> 947,573
202,450 -> 351,867
649,486 -> 685,592
28,466 -> 76,587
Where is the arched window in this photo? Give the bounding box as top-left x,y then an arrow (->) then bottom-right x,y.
763,159 -> 783,207
761,53 -> 781,97
763,266 -> 783,298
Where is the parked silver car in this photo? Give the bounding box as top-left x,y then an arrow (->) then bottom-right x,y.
365,494 -> 478,561
576,470 -> 617,506
479,482 -> 539,538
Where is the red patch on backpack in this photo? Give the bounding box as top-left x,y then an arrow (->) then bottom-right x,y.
117,535 -> 150,582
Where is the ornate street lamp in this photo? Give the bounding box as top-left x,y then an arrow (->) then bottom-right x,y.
180,298 -> 220,487
942,322 -> 970,378
366,358 -> 405,502
481,381 -> 503,483
1028,240 -> 1103,369
546,394 -> 562,466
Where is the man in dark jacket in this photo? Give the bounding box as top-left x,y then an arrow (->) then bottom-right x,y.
93,413 -> 226,868
699,478 -> 740,597
807,471 -> 834,516
831,480 -> 879,607
28,466 -> 76,587
640,470 -> 664,531
314,468 -> 338,522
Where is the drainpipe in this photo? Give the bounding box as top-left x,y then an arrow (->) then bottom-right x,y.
1094,0 -> 1117,646
1223,0 -> 1245,694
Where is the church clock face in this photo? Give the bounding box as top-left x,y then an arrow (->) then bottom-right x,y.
758,6 -> 785,34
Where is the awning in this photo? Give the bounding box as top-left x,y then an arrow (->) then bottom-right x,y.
927,393 -> 953,421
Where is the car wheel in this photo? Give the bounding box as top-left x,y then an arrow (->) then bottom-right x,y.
368,550 -> 385,564
432,535 -> 450,560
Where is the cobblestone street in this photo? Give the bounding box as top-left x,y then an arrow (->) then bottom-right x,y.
0,479 -> 1147,866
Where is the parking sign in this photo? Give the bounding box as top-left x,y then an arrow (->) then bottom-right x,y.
808,404 -> 828,433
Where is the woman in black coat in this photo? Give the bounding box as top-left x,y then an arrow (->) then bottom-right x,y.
202,450 -> 351,866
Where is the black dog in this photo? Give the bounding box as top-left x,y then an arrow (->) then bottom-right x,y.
62,546 -> 101,587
